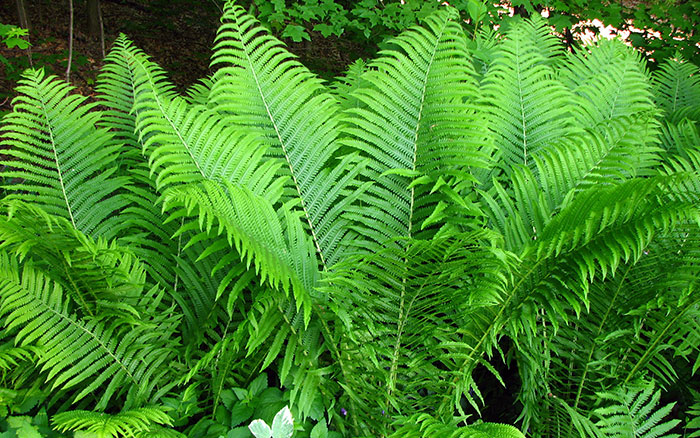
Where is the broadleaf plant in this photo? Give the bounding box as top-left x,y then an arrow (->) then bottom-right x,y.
0,2 -> 699,437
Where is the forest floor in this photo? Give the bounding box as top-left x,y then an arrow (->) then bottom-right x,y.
0,0 -> 369,110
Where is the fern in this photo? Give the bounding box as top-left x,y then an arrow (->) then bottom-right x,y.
210,2 -> 363,268
327,231 -> 510,432
388,414 -> 526,438
341,8 -> 490,249
482,16 -> 575,174
594,383 -> 681,438
651,54 -> 700,123
0,249 -> 177,410
52,406 -> 174,438
0,6 -> 698,438
687,393 -> 700,438
560,39 -> 655,128
0,69 -> 130,238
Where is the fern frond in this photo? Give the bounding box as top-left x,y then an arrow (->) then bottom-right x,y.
536,114 -> 662,203
161,180 -> 317,322
0,342 -> 37,372
560,39 -> 654,128
97,37 -> 233,338
0,200 -> 151,318
331,58 -> 369,111
183,77 -> 213,105
210,2 -> 362,267
482,17 -> 576,174
506,14 -> 566,65
0,253 -> 178,409
651,54 -> 700,123
341,8 -> 490,249
687,393 -> 700,438
99,37 -> 294,339
327,231 -> 510,432
95,36 -> 182,290
0,69 -> 130,238
533,174 -> 700,263
52,406 -> 173,438
594,383 -> 681,438
388,414 -> 526,438
659,118 -> 700,164
118,42 -> 283,197
520,225 -> 700,436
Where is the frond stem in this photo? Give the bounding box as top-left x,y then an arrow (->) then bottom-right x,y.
129,55 -> 206,179
623,296 -> 700,384
573,264 -> 631,409
36,84 -> 77,229
443,256 -> 546,414
390,14 -> 448,405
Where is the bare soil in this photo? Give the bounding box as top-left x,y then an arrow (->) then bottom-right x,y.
1,0 -> 367,109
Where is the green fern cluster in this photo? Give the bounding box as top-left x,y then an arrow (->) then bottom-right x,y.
0,3 -> 699,437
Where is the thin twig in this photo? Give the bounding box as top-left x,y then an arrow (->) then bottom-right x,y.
66,0 -> 74,82
209,0 -> 223,13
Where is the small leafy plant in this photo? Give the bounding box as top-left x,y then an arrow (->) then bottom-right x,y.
0,24 -> 29,50
249,406 -> 294,438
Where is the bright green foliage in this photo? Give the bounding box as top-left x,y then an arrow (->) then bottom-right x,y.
594,383 -> 681,438
0,24 -> 29,50
652,54 -> 700,124
482,16 -> 571,174
687,393 -> 700,438
52,407 -> 176,438
0,70 -> 130,237
389,415 -> 526,437
0,3 -> 699,438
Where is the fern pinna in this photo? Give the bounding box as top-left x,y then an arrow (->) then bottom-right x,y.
0,2 -> 699,437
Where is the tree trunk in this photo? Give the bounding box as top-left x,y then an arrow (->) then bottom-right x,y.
87,0 -> 101,36
564,27 -> 575,51
16,0 -> 31,31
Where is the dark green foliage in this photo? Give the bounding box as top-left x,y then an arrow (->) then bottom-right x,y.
0,3 -> 699,437
251,0 -> 700,68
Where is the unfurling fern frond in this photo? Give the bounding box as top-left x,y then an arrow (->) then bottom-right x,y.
52,406 -> 174,438
594,383 -> 681,438
0,253 -> 177,409
0,69 -> 130,238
